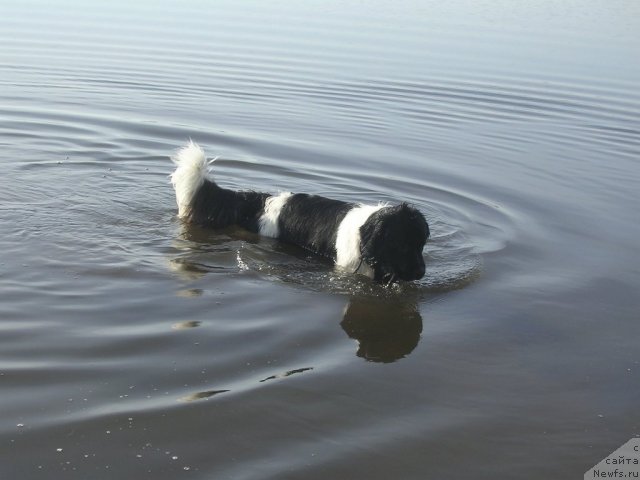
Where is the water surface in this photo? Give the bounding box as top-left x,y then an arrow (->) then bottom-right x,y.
1,1 -> 639,478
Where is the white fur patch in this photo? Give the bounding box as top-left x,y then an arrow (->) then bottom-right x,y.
259,192 -> 293,238
170,141 -> 213,218
335,204 -> 385,277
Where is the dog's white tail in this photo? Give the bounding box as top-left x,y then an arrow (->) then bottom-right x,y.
170,141 -> 211,218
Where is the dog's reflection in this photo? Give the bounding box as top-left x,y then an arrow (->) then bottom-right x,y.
340,296 -> 423,363
169,258 -> 424,363
170,225 -> 423,363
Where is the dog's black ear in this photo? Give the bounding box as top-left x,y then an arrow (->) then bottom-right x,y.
359,211 -> 385,270
401,202 -> 430,239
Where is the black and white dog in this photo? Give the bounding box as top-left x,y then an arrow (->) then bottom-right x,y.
171,142 -> 430,283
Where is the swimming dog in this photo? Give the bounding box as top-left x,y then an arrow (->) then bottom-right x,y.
171,142 -> 429,283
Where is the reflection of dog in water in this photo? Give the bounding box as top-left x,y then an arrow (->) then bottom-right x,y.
341,297 -> 423,362
178,298 -> 423,402
168,228 -> 424,363
171,142 -> 430,284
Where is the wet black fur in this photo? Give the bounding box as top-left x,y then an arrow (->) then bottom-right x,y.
186,178 -> 430,283
278,194 -> 353,259
360,203 -> 430,282
188,178 -> 268,231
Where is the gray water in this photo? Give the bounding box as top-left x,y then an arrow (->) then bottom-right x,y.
1,1 -> 639,479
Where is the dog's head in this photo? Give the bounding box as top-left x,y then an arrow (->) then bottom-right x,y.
360,203 -> 429,283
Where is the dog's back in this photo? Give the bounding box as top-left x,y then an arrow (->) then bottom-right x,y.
170,142 -> 429,282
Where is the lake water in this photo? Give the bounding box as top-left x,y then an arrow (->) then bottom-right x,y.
1,1 -> 639,478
